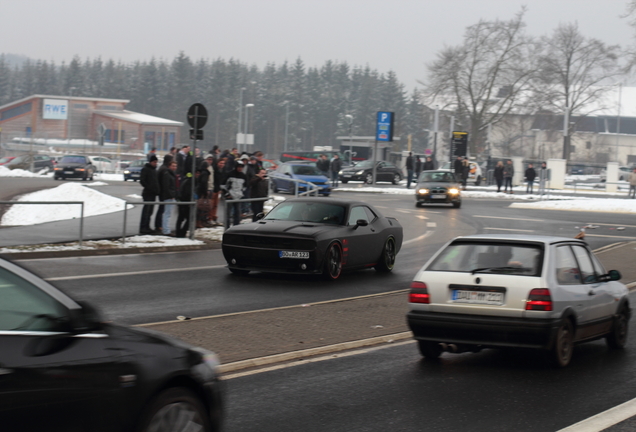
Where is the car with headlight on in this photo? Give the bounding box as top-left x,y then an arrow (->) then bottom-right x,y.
123,159 -> 146,181
0,256 -> 224,431
407,234 -> 630,367
53,155 -> 95,180
415,170 -> 462,208
222,197 -> 403,280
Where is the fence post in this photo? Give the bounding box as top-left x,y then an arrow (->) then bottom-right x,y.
122,202 -> 128,245
79,203 -> 84,248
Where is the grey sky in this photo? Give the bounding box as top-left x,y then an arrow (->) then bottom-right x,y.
3,0 -> 634,90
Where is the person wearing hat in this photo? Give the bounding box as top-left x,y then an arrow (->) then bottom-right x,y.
224,160 -> 247,227
146,147 -> 157,162
139,154 -> 160,234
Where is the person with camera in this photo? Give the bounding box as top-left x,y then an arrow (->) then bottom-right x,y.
250,168 -> 269,221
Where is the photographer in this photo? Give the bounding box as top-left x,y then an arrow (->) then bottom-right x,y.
250,168 -> 269,221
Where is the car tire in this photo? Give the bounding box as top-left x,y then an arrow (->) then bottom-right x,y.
137,387 -> 211,432
375,237 -> 396,273
453,201 -> 461,208
392,173 -> 401,185
606,306 -> 629,349
229,268 -> 250,276
551,319 -> 574,367
365,173 -> 374,184
323,242 -> 343,281
417,340 -> 442,359
89,172 -> 94,181
415,202 -> 422,208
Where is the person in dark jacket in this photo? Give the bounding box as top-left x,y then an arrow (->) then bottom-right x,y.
494,161 -> 504,192
525,163 -> 537,194
415,156 -> 423,179
453,156 -> 463,182
176,171 -> 200,238
316,154 -> 330,176
154,154 -> 174,233
210,157 -> 227,226
461,157 -> 470,188
159,158 -> 178,236
503,159 -> 514,193
423,156 -> 435,171
250,168 -> 269,221
405,152 -> 415,189
139,155 -> 160,234
329,154 -> 342,187
175,145 -> 190,181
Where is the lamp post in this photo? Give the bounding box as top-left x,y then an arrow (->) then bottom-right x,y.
67,87 -> 76,152
237,87 -> 245,152
345,114 -> 353,164
284,101 -> 290,152
243,104 -> 254,152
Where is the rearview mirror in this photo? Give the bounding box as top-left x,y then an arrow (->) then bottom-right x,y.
72,301 -> 104,333
608,270 -> 622,281
354,219 -> 368,229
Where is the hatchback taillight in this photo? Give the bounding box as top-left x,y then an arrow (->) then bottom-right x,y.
409,281 -> 430,304
526,288 -> 552,311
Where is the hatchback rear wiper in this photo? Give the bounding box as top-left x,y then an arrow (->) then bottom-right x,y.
471,266 -> 522,275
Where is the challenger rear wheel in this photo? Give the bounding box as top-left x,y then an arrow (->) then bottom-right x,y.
323,242 -> 343,280
375,237 -> 396,273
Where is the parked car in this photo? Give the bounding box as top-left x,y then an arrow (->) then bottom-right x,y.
5,154 -> 55,173
0,257 -> 224,431
440,160 -> 483,185
407,234 -> 630,367
269,163 -> 331,195
90,156 -> 115,172
123,159 -> 147,181
339,160 -> 403,184
415,170 -> 462,208
600,166 -> 634,182
53,155 -> 96,181
0,156 -> 16,166
222,197 -> 403,280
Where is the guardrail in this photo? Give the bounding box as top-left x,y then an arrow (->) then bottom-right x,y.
0,201 -> 85,246
568,181 -> 629,194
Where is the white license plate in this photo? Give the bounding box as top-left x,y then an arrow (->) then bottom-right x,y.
64,171 -> 74,174
452,290 -> 504,305
343,174 -> 352,178
431,194 -> 446,199
279,251 -> 309,259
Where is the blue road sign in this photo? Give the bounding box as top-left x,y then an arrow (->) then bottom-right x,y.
376,111 -> 394,142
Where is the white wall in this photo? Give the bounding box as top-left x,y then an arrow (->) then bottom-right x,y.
547,159 -> 566,189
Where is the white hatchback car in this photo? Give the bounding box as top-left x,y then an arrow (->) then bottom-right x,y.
407,234 -> 630,367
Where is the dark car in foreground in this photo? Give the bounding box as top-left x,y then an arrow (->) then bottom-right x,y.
407,234 -> 630,367
222,197 -> 403,280
53,155 -> 95,180
415,170 -> 462,208
123,159 -> 146,181
0,257 -> 224,431
338,160 -> 403,184
5,154 -> 55,173
269,163 -> 331,195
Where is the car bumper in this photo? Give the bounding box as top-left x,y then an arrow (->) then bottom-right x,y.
416,194 -> 460,204
54,170 -> 88,178
223,245 -> 323,274
407,310 -> 561,349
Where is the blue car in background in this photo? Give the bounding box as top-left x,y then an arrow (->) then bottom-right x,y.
123,159 -> 146,181
270,163 -> 331,196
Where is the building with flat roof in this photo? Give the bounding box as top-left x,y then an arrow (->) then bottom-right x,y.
0,95 -> 182,154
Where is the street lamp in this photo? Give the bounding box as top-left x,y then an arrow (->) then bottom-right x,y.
284,101 -> 290,152
243,104 -> 254,152
67,87 -> 76,152
345,115 -> 353,164
237,87 -> 246,152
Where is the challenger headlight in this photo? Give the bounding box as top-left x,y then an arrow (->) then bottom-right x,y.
448,188 -> 460,194
356,170 -> 365,175
417,188 -> 429,194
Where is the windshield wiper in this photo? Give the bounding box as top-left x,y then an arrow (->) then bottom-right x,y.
471,266 -> 521,275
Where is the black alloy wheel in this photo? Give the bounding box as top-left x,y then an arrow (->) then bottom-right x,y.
323,242 -> 343,280
375,237 -> 396,272
138,387 -> 211,432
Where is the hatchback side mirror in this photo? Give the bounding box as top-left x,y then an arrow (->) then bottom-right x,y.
608,270 -> 622,281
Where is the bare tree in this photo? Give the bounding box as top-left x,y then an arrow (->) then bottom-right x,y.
532,23 -> 621,118
422,9 -> 538,156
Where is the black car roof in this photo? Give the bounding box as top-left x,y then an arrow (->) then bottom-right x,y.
284,197 -> 369,209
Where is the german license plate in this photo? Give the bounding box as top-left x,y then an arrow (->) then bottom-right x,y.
343,174 -> 352,178
431,194 -> 446,199
279,251 -> 309,259
64,171 -> 74,174
452,290 -> 504,305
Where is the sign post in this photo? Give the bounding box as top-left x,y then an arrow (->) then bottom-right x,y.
374,111 -> 394,185
186,103 -> 208,239
450,131 -> 468,161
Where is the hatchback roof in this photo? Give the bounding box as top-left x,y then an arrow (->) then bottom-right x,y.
451,233 -> 586,245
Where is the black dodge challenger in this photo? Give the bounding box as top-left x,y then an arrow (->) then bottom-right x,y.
222,197 -> 403,280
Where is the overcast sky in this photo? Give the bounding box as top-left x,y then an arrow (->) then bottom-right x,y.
3,0 -> 634,90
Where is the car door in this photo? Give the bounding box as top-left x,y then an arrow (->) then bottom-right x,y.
553,244 -> 594,336
343,205 -> 379,267
376,162 -> 389,182
0,266 -> 121,431
571,244 -> 615,334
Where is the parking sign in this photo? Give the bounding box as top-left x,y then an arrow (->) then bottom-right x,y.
376,111 -> 394,142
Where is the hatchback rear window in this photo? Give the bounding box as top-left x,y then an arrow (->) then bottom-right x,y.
427,242 -> 544,276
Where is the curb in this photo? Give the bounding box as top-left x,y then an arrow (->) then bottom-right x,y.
219,332 -> 413,374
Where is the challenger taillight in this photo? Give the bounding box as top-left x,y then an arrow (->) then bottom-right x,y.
409,281 -> 430,304
526,288 -> 552,311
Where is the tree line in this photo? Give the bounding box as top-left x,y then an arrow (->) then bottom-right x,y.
0,54 -> 427,157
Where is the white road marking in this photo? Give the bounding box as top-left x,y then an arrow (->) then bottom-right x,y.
483,227 -> 535,232
473,215 -> 544,222
586,222 -> 636,228
396,209 -> 412,214
416,215 -> 428,220
45,265 -> 227,281
403,230 -> 434,246
427,222 -> 436,227
584,234 -> 636,240
557,397 -> 636,432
